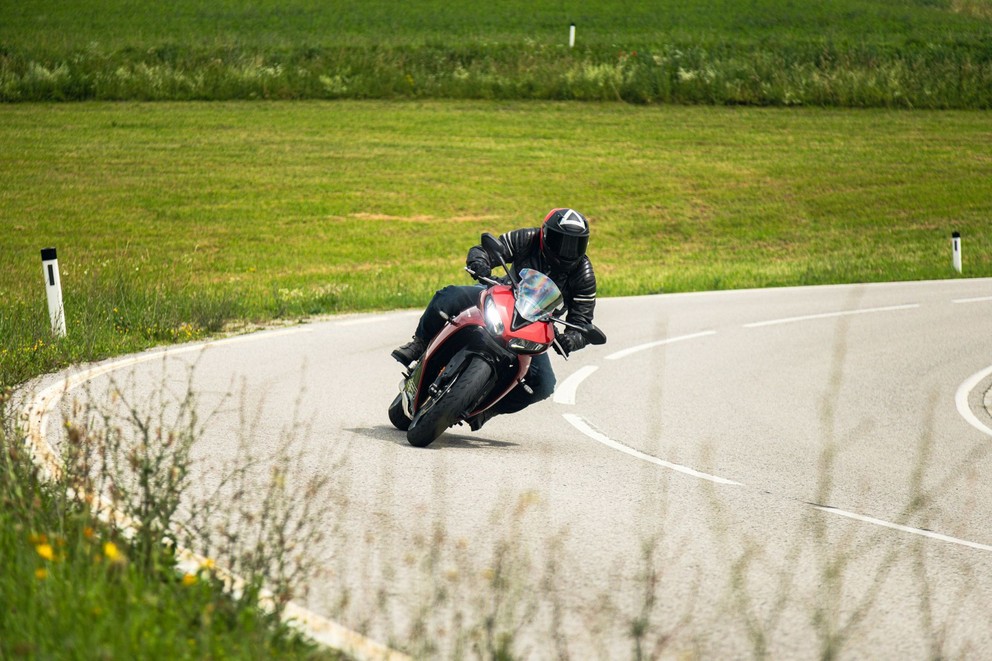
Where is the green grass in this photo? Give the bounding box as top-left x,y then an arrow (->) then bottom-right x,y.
0,390 -> 329,659
3,0 -> 988,49
2,0 -> 991,106
2,101 -> 990,389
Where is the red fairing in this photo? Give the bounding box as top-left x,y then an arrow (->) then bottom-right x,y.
486,287 -> 555,345
412,285 -> 551,416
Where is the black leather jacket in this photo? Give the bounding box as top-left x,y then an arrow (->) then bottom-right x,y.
467,228 -> 598,352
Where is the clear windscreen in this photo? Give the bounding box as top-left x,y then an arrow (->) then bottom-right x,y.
515,268 -> 564,322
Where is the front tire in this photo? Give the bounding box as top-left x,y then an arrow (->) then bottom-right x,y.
407,359 -> 493,448
388,392 -> 411,431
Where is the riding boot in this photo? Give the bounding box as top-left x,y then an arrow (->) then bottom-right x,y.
391,335 -> 427,366
467,409 -> 496,431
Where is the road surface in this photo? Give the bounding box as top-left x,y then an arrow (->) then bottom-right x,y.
30,278 -> 992,659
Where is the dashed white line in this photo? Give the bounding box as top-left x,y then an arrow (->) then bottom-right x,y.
605,330 -> 716,361
569,294 -> 992,554
742,303 -> 920,328
209,327 -> 312,345
554,365 -> 599,405
335,311 -> 421,327
563,413 -> 743,486
813,506 -> 992,553
953,296 -> 992,304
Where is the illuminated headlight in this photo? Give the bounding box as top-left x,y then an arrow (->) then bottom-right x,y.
484,297 -> 504,335
508,338 -> 548,354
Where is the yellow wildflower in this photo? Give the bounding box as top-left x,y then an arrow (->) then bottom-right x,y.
182,573 -> 198,587
35,568 -> 48,580
35,543 -> 54,561
103,541 -> 125,564
200,558 -> 215,571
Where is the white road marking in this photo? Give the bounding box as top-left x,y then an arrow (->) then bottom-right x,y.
813,506 -> 992,553
554,365 -> 599,405
336,317 -> 390,327
571,293 -> 992,554
208,327 -> 312,345
956,364 -> 992,438
743,304 -> 920,328
605,330 -> 716,361
563,413 -> 742,486
335,310 -> 421,326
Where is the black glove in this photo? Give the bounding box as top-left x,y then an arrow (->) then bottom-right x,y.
553,332 -> 578,357
467,260 -> 491,280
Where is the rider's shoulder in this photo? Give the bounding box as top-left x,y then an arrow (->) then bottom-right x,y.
503,227 -> 541,249
569,255 -> 596,283
504,226 -> 540,239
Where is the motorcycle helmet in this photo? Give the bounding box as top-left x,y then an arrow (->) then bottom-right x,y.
541,208 -> 590,270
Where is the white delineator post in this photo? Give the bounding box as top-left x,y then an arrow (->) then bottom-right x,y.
569,23 -> 576,48
952,231 -> 962,273
41,247 -> 67,337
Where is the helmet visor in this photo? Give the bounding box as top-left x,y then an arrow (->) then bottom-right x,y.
545,230 -> 588,262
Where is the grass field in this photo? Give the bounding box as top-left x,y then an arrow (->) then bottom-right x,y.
2,0 -> 992,105
2,101 -> 990,389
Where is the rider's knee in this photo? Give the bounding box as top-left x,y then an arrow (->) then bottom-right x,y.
429,285 -> 460,306
530,370 -> 556,402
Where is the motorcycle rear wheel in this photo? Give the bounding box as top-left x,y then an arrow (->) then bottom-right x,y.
407,358 -> 492,448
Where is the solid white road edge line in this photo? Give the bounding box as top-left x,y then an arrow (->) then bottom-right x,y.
32,328 -> 315,450
562,413 -> 743,486
743,303 -> 920,328
955,364 -> 992,438
553,365 -> 599,405
605,330 -> 717,361
813,506 -> 992,553
22,327 -> 409,661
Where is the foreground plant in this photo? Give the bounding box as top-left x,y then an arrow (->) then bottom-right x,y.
0,380 -> 334,659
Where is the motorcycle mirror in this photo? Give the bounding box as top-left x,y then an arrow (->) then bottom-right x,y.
581,324 -> 607,345
481,233 -> 509,264
480,232 -> 519,287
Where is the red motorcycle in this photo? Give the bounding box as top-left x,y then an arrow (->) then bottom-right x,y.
388,233 -> 607,447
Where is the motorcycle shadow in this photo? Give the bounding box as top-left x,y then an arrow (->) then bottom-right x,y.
347,426 -> 519,449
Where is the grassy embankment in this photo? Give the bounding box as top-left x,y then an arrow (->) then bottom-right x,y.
2,0 -> 992,106
3,102 -> 990,390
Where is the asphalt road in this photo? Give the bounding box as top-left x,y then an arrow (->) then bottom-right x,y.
35,278 -> 992,659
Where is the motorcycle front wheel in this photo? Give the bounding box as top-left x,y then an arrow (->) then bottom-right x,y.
388,392 -> 411,431
407,358 -> 493,448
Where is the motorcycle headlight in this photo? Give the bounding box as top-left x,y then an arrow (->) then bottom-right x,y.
508,338 -> 548,354
484,297 -> 504,336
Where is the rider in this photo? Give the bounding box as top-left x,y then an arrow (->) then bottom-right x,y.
391,208 -> 598,430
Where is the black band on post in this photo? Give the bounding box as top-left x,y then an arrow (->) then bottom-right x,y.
41,247 -> 57,261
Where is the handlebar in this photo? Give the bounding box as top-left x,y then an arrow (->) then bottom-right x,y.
465,266 -> 500,286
